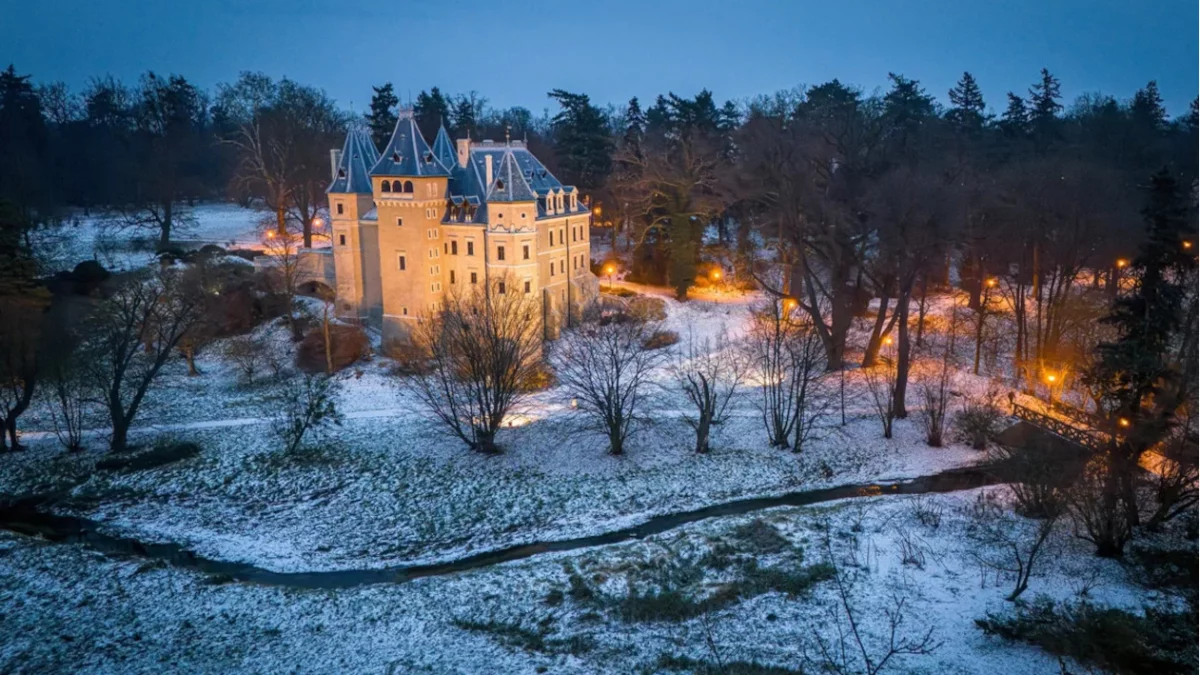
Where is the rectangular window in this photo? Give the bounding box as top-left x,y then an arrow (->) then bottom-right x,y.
450,270 -> 456,284
549,230 -> 554,246
470,272 -> 478,284
559,228 -> 565,245
402,307 -> 408,316
497,245 -> 506,261
550,263 -> 555,277
398,255 -> 406,271
560,260 -> 565,273
451,241 -> 458,255
522,244 -> 530,260
336,203 -> 344,215
524,280 -> 531,294
572,227 -> 576,242
396,217 -> 403,227
467,241 -> 475,256
498,281 -> 506,294
339,234 -> 346,246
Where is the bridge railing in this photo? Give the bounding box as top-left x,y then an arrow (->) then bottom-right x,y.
1011,402 -> 1109,451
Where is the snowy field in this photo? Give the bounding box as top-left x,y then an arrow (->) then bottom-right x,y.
0,487 -> 1161,674
0,205 -> 1176,673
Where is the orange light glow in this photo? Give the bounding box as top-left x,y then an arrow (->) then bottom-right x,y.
1116,259 -> 1128,268
1185,241 -> 1194,250
266,230 -> 276,239
883,336 -> 893,346
1045,373 -> 1057,384
711,269 -> 722,280
1118,417 -> 1130,428
604,264 -> 616,275
986,278 -> 997,288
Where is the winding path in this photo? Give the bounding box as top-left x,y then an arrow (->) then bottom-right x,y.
1,464 -> 1006,590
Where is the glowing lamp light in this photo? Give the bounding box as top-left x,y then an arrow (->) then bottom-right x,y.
265,230 -> 276,239
604,264 -> 616,275
1185,240 -> 1194,250
986,278 -> 998,288
883,336 -> 893,346
782,298 -> 797,310
1115,259 -> 1128,269
710,268 -> 722,280
1045,373 -> 1057,384
1118,417 -> 1131,428
313,217 -> 324,228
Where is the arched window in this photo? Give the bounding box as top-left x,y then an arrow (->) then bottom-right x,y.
381,180 -> 392,192
404,180 -> 414,193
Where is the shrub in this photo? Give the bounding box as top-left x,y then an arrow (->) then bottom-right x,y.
268,374 -> 344,453
642,329 -> 680,350
954,392 -> 1005,450
627,295 -> 667,322
296,323 -> 369,373
976,597 -> 1196,675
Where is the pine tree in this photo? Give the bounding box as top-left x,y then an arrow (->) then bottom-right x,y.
449,93 -> 485,140
946,71 -> 987,130
365,83 -> 398,150
1130,80 -> 1167,131
548,89 -> 612,192
0,65 -> 50,217
999,92 -> 1029,136
622,97 -> 644,155
1027,68 -> 1062,139
414,86 -> 451,140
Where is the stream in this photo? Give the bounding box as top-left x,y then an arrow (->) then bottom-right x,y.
0,464 -> 1007,590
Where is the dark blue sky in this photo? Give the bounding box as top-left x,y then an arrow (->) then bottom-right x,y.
5,0 -> 1197,118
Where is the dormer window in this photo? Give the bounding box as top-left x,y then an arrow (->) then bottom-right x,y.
337,168 -> 346,179
424,152 -> 434,163
495,179 -> 505,191
392,152 -> 401,162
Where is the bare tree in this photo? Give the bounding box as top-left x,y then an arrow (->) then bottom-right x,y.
864,355 -> 897,440
962,489 -> 1060,601
269,373 -> 343,454
0,295 -> 46,450
80,267 -> 204,452
807,532 -> 940,674
404,276 -> 544,454
258,222 -> 304,341
667,328 -> 747,453
554,309 -> 665,455
1066,453 -> 1136,558
48,356 -> 89,452
1144,397 -> 1198,530
746,298 -> 830,451
916,304 -> 959,447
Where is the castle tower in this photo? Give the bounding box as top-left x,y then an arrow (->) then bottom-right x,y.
369,110 -> 451,344
327,129 -> 381,320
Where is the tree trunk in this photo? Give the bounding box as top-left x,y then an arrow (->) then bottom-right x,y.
276,202 -> 287,236
159,199 -> 173,250
893,291 -> 912,419
111,414 -> 130,453
915,275 -> 929,350
973,308 -> 986,376
323,306 -> 333,375
695,415 -> 711,454
184,346 -> 198,376
861,295 -> 892,368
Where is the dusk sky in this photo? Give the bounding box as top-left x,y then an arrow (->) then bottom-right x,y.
6,0 -> 1198,117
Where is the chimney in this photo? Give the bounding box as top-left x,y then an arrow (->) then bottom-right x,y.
485,154 -> 493,188
456,138 -> 470,168
330,149 -> 343,181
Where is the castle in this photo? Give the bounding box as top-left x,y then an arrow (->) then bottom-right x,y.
326,111 -> 598,344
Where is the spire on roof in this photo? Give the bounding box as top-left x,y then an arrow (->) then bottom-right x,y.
369,111 -> 447,177
328,129 -> 380,194
431,124 -> 457,171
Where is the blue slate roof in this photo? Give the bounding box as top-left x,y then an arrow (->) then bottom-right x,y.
327,130 -> 379,194
369,111 -> 449,178
431,125 -> 457,171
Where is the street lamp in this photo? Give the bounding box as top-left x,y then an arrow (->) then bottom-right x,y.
1045,372 -> 1059,406
1184,240 -> 1194,251
1115,258 -> 1128,269
604,263 -> 616,290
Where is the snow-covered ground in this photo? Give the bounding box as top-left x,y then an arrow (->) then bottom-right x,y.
0,487 -> 1158,674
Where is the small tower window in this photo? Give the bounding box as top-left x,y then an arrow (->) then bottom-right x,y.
470,272 -> 478,284
524,280 -> 531,294
424,152 -> 434,163
398,255 -> 407,270
522,244 -> 529,260
404,180 -> 414,193
382,180 -> 392,192
467,241 -> 475,256
497,246 -> 506,261
498,281 -> 506,294
338,234 -> 346,246
336,203 -> 344,215
450,270 -> 456,284
396,217 -> 403,227
495,179 -> 505,191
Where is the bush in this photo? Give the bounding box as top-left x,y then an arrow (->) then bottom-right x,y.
296,324 -> 369,373
954,392 -> 1005,450
976,596 -> 1196,675
600,286 -> 638,298
627,295 -> 667,322
642,329 -> 680,350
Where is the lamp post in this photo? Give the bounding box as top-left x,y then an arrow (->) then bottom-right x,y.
604,263 -> 616,291
1045,372 -> 1058,408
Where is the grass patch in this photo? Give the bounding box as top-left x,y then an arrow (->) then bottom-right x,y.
730,520 -> 791,555
976,596 -> 1197,675
452,618 -> 593,656
653,653 -> 803,674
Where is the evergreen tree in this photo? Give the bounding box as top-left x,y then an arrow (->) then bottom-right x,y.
414,86 -> 451,140
0,65 -> 50,219
946,71 -> 987,130
365,83 -> 398,150
1027,68 -> 1062,139
1130,80 -> 1167,131
621,97 -> 644,159
547,89 -> 612,192
449,92 -> 486,140
999,92 -> 1029,136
